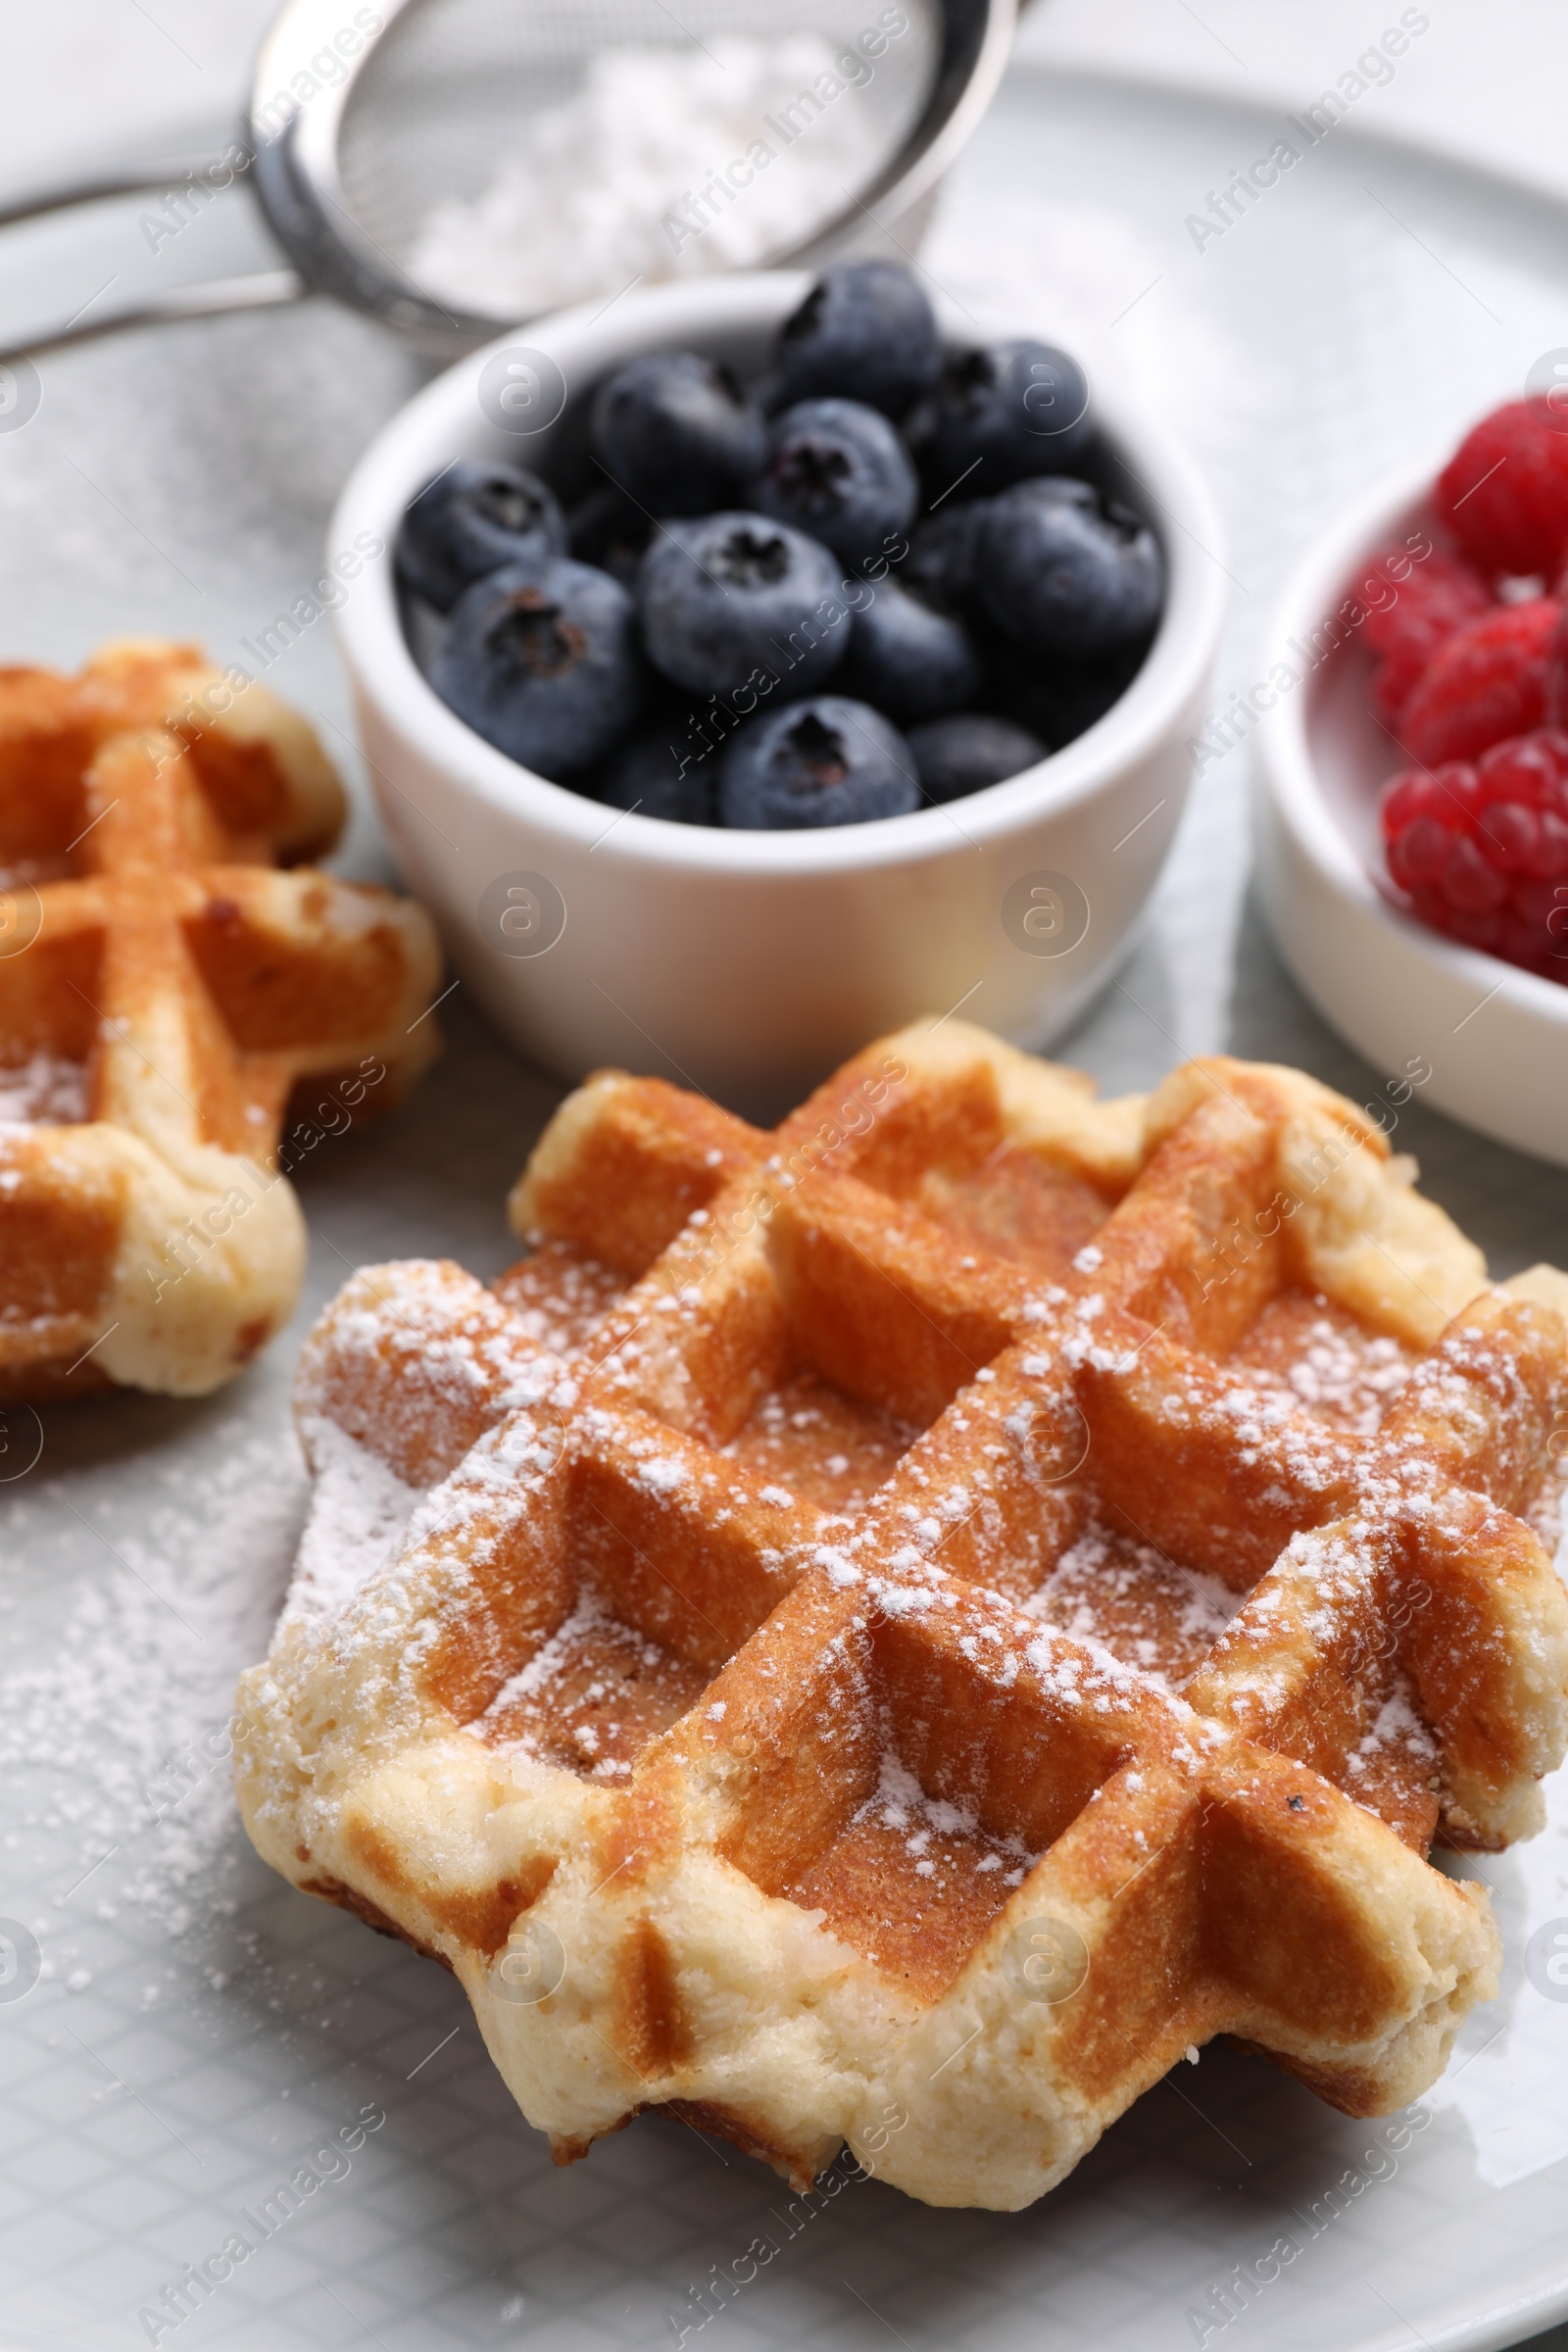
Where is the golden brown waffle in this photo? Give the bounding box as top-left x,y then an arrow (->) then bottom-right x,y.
235,1022 -> 1568,2209
0,640 -> 442,1399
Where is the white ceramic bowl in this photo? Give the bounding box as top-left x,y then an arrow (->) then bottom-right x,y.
1254,461 -> 1568,1170
330,272 -> 1227,1111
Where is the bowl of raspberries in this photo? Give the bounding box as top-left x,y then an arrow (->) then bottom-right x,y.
1257,395 -> 1568,1165
331,263 -> 1225,1103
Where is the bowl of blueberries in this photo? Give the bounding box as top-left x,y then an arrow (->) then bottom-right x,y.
330,261 -> 1225,1107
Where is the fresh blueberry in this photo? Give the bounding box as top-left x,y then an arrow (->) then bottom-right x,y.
565,482 -> 650,589
776,261 -> 943,418
720,697 -> 918,829
995,643 -> 1146,750
595,727 -> 716,825
978,479 -> 1163,659
590,352 -> 764,517
750,397 -> 917,571
906,714 -> 1046,804
431,559 -> 644,778
900,498 -> 993,613
838,577 -> 981,724
909,341 -> 1093,495
397,461 -> 565,612
637,512 -> 848,698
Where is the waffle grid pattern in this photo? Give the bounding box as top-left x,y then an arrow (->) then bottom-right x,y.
236,1023 -> 1568,2210
0,640 -> 441,1399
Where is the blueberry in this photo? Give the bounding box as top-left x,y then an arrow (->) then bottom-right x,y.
900,498 -> 993,613
637,512 -> 848,698
595,727 -> 715,825
720,697 -> 918,829
590,352 -> 764,517
776,262 -> 943,418
431,559 -> 644,778
906,714 -> 1046,804
565,482 -> 650,590
838,577 -> 980,725
750,398 -> 917,571
995,643 -> 1146,750
397,461 -> 565,612
979,479 -> 1163,659
909,341 -> 1092,495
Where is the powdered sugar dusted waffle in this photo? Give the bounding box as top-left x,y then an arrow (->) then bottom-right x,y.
235,1022 -> 1568,2209
0,639 -> 441,1399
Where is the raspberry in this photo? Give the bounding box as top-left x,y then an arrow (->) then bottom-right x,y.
1381,726 -> 1568,978
1356,545 -> 1492,724
1547,599 -> 1568,725
1436,401 -> 1568,578
1398,598 -> 1557,767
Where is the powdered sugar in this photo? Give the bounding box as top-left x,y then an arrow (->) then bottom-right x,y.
633,1454 -> 690,1498
281,1415 -> 422,1632
409,37 -> 893,318
858,1748 -> 1037,1886
0,1425 -> 305,1952
480,1592 -> 617,1718
721,1371 -> 913,1516
491,1242 -> 627,1360
1238,1308 -> 1411,1437
472,1590 -> 705,1781
0,1050 -> 90,1126
1343,1677 -> 1438,1782
1026,1521 -> 1239,1695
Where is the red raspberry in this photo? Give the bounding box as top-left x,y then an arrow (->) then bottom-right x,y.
1398,598 -> 1558,767
1356,545 -> 1492,724
1381,726 -> 1568,977
1547,599 -> 1568,725
1436,401 -> 1568,578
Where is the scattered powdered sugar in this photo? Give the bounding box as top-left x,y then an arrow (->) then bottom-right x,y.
0,1426 -> 306,1951
493,1243 -> 627,1360
633,1454 -> 690,1498
1342,1676 -> 1438,1783
1026,1521 -> 1239,1695
860,1750 -> 1037,1886
871,1752 -> 976,1844
409,37 -> 889,317
471,1589 -> 701,1782
721,1371 -> 913,1516
479,1592 -> 616,1720
0,1049 -> 90,1126
280,1414 -> 422,1632
297,1259 -> 570,1489
1023,1621 -> 1158,1717
1243,1313 -> 1411,1437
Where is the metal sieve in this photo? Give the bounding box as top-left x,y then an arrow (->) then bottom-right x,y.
0,0 -> 1015,366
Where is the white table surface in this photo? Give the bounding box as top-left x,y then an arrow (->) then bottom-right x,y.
5,1 -> 1567,199
1016,0 -> 1568,206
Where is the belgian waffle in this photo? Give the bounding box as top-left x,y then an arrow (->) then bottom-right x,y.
0,640 -> 441,1399
235,1022 -> 1568,2210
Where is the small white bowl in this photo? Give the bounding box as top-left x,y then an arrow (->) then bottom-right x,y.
1254,462 -> 1568,1170
330,272 -> 1227,1110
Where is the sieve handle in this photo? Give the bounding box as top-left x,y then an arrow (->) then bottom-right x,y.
0,152 -> 255,235
0,269 -> 306,372
0,145 -> 303,368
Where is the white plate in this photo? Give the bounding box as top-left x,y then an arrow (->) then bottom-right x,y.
1254,466 -> 1568,1169
4,59 -> 1568,2352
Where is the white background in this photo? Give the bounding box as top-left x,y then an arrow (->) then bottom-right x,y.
3,1 -> 1564,196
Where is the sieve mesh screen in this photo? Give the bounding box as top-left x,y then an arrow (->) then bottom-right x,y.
335,0 -> 945,287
